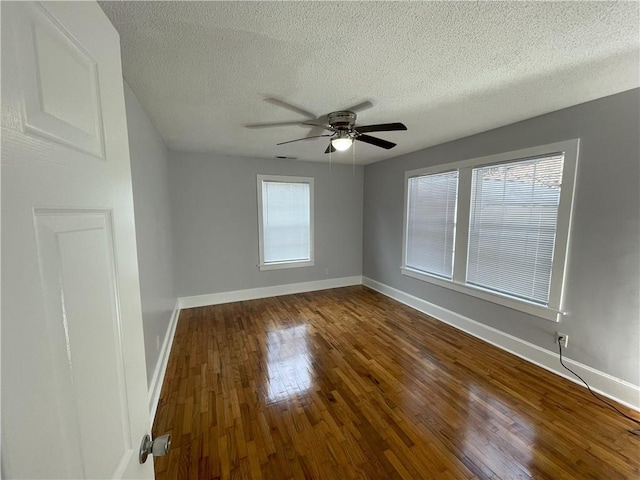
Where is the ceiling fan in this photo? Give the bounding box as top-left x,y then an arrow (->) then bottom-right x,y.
246,98 -> 407,153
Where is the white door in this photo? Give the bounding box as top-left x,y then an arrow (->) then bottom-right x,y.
1,2 -> 155,478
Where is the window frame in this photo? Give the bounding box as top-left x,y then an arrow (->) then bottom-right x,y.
257,174 -> 315,271
401,139 -> 579,322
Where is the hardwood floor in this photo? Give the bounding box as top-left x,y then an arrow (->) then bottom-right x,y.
152,286 -> 639,479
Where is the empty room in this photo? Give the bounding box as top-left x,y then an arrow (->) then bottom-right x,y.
2,1 -> 639,479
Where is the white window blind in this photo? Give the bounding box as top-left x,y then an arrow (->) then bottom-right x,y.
466,155 -> 564,305
262,180 -> 311,264
405,171 -> 459,279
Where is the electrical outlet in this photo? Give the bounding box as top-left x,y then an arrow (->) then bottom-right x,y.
556,332 -> 568,348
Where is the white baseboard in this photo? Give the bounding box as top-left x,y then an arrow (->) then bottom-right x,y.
148,299 -> 181,425
362,276 -> 640,411
178,276 -> 363,309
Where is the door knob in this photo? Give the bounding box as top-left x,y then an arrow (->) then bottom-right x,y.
139,433 -> 171,464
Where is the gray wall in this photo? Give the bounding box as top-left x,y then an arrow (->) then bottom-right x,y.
170,152 -> 363,297
124,83 -> 176,387
363,89 -> 640,384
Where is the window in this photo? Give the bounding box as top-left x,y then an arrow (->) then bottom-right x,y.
257,175 -> 314,270
467,156 -> 563,304
406,171 -> 458,279
402,140 -> 579,322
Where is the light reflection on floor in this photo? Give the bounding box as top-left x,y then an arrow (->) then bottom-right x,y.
463,383 -> 536,477
266,325 -> 312,403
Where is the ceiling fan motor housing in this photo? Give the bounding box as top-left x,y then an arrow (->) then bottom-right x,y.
328,111 -> 357,132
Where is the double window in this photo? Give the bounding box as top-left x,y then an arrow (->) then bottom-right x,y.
402,140 -> 579,321
257,175 -> 314,270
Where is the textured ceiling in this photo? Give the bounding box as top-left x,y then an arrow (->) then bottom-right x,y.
100,1 -> 640,165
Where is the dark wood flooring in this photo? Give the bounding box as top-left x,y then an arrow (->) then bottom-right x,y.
152,286 -> 639,479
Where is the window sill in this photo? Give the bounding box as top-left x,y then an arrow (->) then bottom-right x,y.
400,267 -> 563,322
259,260 -> 314,271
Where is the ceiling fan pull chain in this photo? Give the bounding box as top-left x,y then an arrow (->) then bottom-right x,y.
329,147 -> 332,172
352,139 -> 356,175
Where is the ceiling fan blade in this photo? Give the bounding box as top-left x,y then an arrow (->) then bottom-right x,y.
245,121 -> 307,129
356,134 -> 397,150
324,143 -> 336,154
355,122 -> 407,133
277,134 -> 331,146
264,97 -> 317,119
302,122 -> 333,131
306,125 -> 329,137
343,100 -> 374,113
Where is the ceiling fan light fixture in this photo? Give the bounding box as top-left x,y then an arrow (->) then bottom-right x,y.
331,134 -> 353,151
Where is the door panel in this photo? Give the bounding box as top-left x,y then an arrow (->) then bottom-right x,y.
12,2 -> 105,158
2,2 -> 154,478
35,211 -> 132,478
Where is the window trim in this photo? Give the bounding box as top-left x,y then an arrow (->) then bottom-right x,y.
401,139 -> 579,322
257,174 -> 315,271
